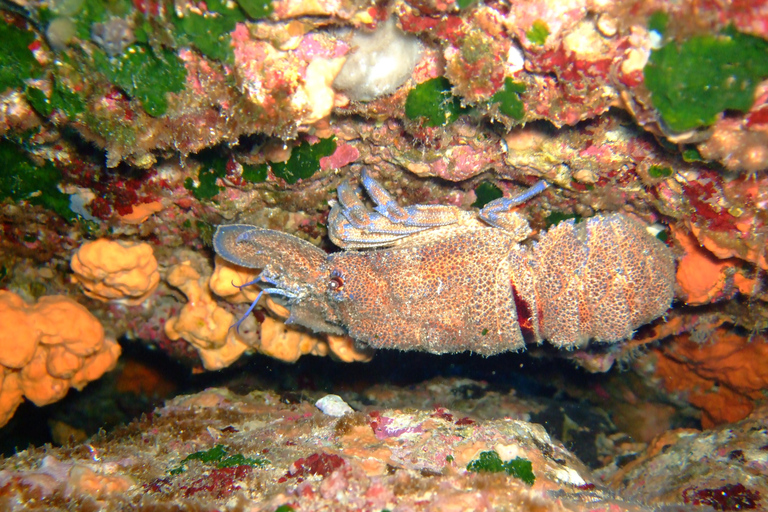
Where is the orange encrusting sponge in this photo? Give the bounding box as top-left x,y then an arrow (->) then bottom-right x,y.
71,239 -> 160,305
164,262 -> 251,371
0,290 -> 121,427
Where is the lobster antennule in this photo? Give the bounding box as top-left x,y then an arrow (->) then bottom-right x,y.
232,289 -> 265,333
213,225 -> 328,282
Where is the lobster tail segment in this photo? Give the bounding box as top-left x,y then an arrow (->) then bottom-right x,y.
527,214 -> 675,349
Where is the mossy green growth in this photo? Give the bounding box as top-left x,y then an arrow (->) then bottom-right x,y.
269,137 -> 336,185
237,0 -> 274,20
51,79 -> 86,118
196,220 -> 215,247
0,20 -> 43,92
46,53 -> 87,119
25,77 -> 86,119
526,20 -> 549,45
491,78 -> 526,120
184,148 -> 229,200
95,43 -> 186,116
471,181 -> 503,208
170,444 -> 269,474
0,139 -> 74,221
545,211 -> 581,228
184,444 -> 228,464
218,453 -> 269,468
647,11 -> 669,36
455,0 -> 477,8
648,165 -> 673,178
682,147 -> 703,162
274,506 -> 295,512
171,0 -> 270,62
644,27 -> 768,132
242,163 -> 268,183
466,451 -> 535,485
173,0 -> 244,62
25,87 -> 52,117
405,77 -> 463,127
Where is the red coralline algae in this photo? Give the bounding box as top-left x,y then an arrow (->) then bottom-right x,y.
181,465 -> 253,498
319,143 -> 360,171
431,407 -> 454,422
284,453 -> 346,482
683,483 -> 761,511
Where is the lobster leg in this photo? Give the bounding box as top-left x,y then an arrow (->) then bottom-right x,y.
479,181 -> 548,237
329,173 -> 465,249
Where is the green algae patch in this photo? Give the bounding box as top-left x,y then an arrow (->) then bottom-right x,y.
466,450 -> 535,485
172,0 -> 270,62
242,162 -> 268,183
197,221 -> 216,247
238,0 -> 274,20
648,165 -> 673,178
173,0 -> 244,62
95,44 -> 186,117
644,27 -> 768,132
405,77 -> 463,127
455,0 -> 477,8
491,78 -> 526,120
47,53 -> 87,119
682,147 -> 703,162
25,77 -> 85,119
526,20 -> 549,45
24,87 -> 52,117
0,21 -> 43,92
0,139 -> 74,221
51,80 -> 86,118
647,11 -> 669,36
185,444 -> 228,464
270,137 -> 336,185
545,211 -> 581,228
186,169 -> 222,200
170,444 -> 269,474
218,453 -> 270,468
185,148 -> 229,200
471,181 -> 503,208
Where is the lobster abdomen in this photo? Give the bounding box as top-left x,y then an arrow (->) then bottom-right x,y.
511,214 -> 675,349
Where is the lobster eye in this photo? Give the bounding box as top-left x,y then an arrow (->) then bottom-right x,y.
329,271 -> 344,291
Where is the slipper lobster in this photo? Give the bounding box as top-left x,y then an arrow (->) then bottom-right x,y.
214,171 -> 675,355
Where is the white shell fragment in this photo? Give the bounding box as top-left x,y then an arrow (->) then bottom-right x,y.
315,394 -> 355,417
